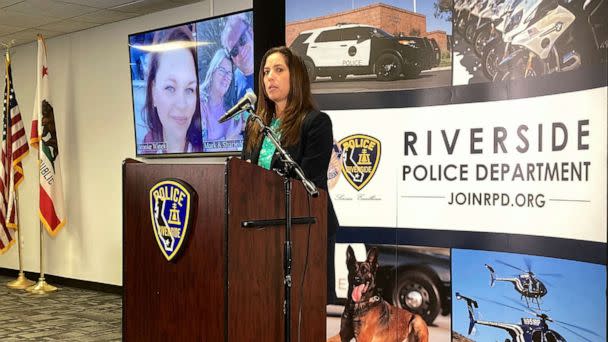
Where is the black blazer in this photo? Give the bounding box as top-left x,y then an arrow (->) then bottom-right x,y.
242,110 -> 339,239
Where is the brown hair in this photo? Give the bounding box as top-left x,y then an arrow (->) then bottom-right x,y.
143,25 -> 202,152
245,46 -> 316,152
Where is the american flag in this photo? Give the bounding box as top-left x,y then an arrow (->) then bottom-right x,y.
0,54 -> 29,254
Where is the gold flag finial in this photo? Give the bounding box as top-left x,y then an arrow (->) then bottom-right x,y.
1,39 -> 15,61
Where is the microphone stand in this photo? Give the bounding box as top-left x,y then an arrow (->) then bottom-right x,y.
247,110 -> 318,342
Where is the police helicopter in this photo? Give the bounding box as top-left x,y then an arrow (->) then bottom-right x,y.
485,259 -> 561,309
455,292 -> 602,342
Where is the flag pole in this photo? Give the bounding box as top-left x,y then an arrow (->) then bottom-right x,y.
3,46 -> 34,289
26,34 -> 58,294
6,193 -> 34,289
26,222 -> 58,293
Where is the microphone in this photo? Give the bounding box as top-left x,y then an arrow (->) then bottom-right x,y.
218,91 -> 257,123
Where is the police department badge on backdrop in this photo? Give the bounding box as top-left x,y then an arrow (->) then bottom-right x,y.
149,179 -> 196,261
338,134 -> 381,191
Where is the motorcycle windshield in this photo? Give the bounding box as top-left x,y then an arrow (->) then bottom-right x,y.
509,0 -> 525,11
504,0 -> 534,32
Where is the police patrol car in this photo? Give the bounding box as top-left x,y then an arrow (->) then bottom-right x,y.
290,24 -> 424,82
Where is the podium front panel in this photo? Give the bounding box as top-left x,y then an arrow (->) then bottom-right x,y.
123,162 -> 226,341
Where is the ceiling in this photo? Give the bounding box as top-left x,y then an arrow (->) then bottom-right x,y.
0,0 -> 202,47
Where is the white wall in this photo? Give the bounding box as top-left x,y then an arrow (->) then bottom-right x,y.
0,0 -> 251,285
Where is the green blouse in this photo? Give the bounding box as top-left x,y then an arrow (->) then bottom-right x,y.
257,118 -> 281,170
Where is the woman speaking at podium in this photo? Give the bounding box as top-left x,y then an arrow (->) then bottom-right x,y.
241,46 -> 339,304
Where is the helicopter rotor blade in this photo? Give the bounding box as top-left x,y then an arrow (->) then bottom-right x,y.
553,319 -> 604,338
553,322 -> 595,342
496,259 -> 526,272
501,296 -> 545,315
535,272 -> 563,278
524,257 -> 534,273
476,296 -> 533,315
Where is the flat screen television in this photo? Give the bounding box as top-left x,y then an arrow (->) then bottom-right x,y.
129,10 -> 254,157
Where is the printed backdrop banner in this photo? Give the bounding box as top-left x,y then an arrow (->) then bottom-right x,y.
285,0 -> 607,338
329,87 -> 607,243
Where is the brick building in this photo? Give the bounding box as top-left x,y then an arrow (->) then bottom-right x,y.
424,30 -> 449,54
286,3 -> 449,52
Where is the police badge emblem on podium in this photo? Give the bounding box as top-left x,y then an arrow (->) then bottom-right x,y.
149,179 -> 197,261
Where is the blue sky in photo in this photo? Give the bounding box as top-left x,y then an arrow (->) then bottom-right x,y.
286,0 -> 452,34
452,249 -> 606,342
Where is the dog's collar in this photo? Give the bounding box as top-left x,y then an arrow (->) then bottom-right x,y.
355,295 -> 381,306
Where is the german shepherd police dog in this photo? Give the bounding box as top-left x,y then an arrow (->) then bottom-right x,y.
327,246 -> 429,342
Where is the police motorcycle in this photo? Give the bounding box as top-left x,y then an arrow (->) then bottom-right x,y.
455,0 -> 482,35
489,0 -> 551,80
454,0 -> 467,17
494,0 -> 588,80
581,0 -> 608,64
463,0 -> 493,43
471,0 -> 510,56
454,0 -> 470,28
480,0 -> 526,79
552,0 -> 608,66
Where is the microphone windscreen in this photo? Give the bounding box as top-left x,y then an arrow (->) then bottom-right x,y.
245,90 -> 257,107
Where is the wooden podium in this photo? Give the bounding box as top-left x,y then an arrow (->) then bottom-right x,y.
122,158 -> 327,341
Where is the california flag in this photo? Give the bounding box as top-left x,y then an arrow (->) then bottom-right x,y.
30,35 -> 66,236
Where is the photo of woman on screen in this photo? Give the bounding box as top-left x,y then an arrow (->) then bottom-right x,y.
200,49 -> 244,152
141,24 -> 202,154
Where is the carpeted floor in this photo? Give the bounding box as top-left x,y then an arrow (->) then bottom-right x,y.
0,274 -> 121,341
